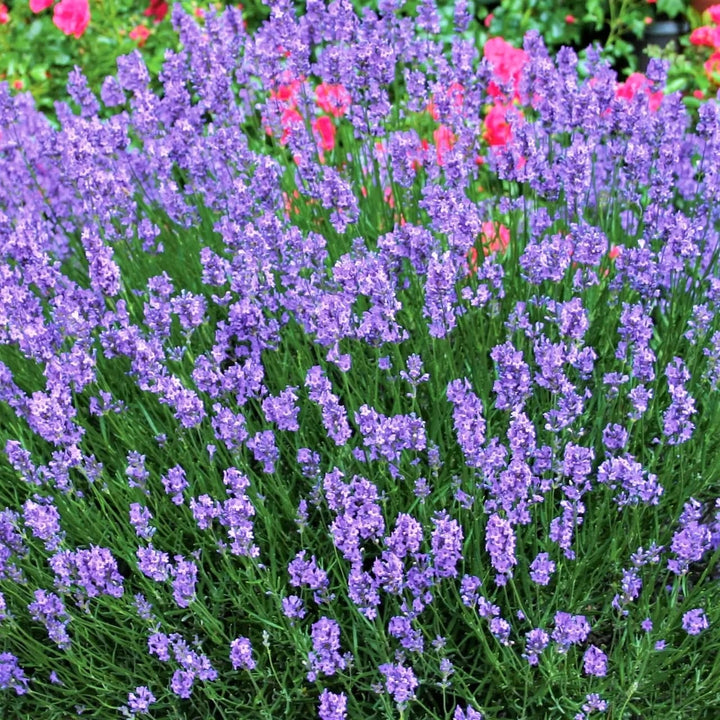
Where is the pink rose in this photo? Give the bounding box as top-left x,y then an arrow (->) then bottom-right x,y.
53,0 -> 90,38
29,0 -> 53,13
483,37 -> 528,100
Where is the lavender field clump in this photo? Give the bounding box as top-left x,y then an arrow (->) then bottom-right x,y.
1,1 -> 720,717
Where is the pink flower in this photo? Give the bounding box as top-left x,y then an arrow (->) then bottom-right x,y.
433,124 -> 455,165
29,0 -> 53,12
690,25 -> 720,48
709,4 -> 720,23
480,221 -> 510,256
467,222 -> 511,275
315,83 -> 351,118
0,3 -> 9,23
129,24 -> 150,47
706,51 -> 720,84
53,0 -> 90,37
270,76 -> 302,107
565,14 -> 576,23
427,81 -> 464,121
312,115 -> 336,153
615,73 -> 663,112
483,102 -> 515,146
483,37 -> 528,100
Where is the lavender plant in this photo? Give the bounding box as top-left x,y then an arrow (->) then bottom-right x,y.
1,1 -> 720,718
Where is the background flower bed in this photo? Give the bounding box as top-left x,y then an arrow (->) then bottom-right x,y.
2,0 -> 720,118
1,1 -> 720,719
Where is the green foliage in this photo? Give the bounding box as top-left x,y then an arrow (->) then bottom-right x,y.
0,0 -> 180,116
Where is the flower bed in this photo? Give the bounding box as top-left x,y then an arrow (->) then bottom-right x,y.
1,2 -> 720,718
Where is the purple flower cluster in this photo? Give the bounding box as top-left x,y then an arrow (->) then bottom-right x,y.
229,637 -> 256,671
0,3 -> 720,718
446,378 -> 486,468
49,546 -> 124,599
189,467 -> 259,558
318,689 -> 348,720
307,617 -> 349,681
662,357 -> 697,445
552,612 -> 591,653
148,631 -> 218,698
28,589 -> 71,650
121,686 -> 156,717
682,608 -> 709,636
354,405 -> 427,470
305,366 -> 353,446
378,661 -> 419,705
0,653 -> 28,695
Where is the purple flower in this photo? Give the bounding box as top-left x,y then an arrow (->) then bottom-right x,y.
523,628 -> 549,666
288,551 -> 330,602
602,423 -> 628,453
529,552 -> 555,586
641,618 -> 653,632
22,498 -> 64,550
446,378 -> 486,468
424,251 -> 459,339
28,589 -> 71,650
454,705 -> 484,720
460,575 -> 482,608
190,495 -> 221,531
281,595 -> 306,621
355,405 -> 426,466
137,545 -> 171,582
386,514 -> 423,559
171,556 -> 198,608
552,612 -> 591,652
682,609 -> 709,636
129,503 -> 155,540
557,297 -> 589,340
170,668 -> 194,699
388,615 -> 424,653
248,430 -> 280,474
318,689 -> 347,720
307,617 -> 348,681
519,233 -> 572,284
0,653 -> 28,695
378,661 -> 419,705
431,511 -> 463,579
583,645 -> 608,677
262,386 -> 300,431
125,686 -> 156,716
230,637 -> 256,670
485,513 -> 517,580
570,223 -> 608,266
582,693 -> 608,713
161,465 -> 188,505
490,341 -> 532,412
662,357 -> 696,445
347,563 -> 381,619
489,616 -> 512,645
51,546 -> 124,599
668,506 -> 711,575
597,455 -> 663,508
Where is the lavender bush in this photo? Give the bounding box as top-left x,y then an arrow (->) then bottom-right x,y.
1,1 -> 720,718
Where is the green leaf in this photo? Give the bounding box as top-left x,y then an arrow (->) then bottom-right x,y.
657,0 -> 686,19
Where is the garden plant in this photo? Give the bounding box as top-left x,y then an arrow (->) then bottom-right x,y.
1,1 -> 720,718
